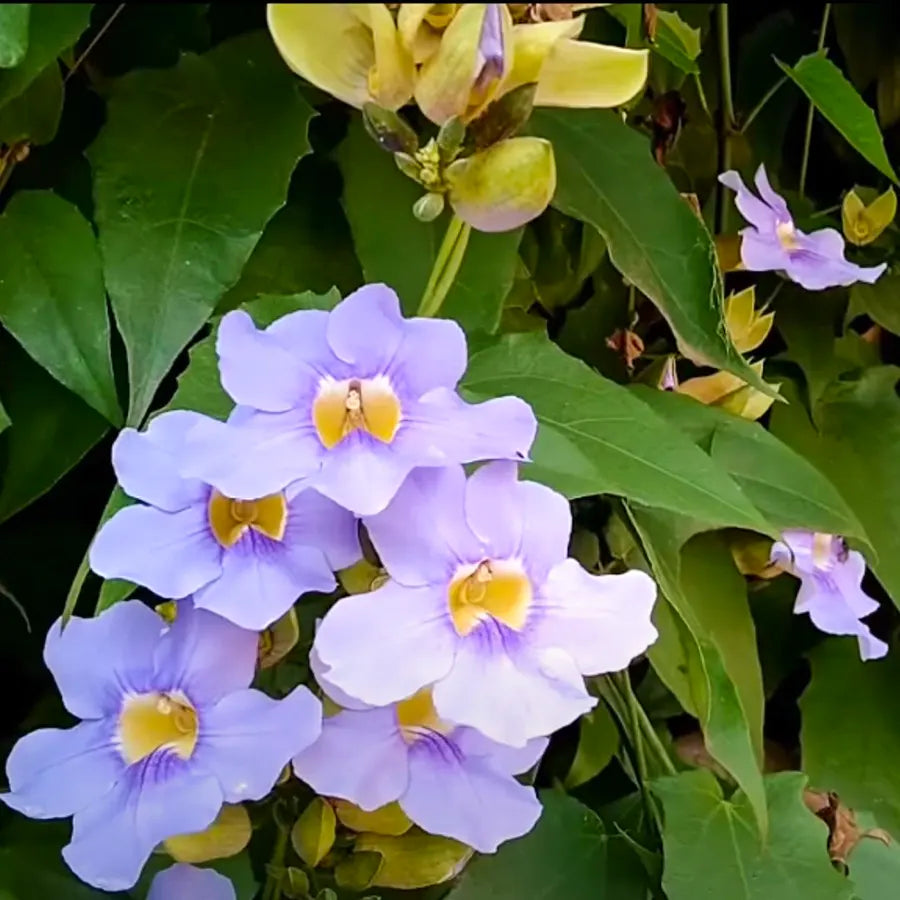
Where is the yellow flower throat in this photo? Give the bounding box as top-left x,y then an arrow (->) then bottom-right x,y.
312,376 -> 401,449
447,560 -> 532,636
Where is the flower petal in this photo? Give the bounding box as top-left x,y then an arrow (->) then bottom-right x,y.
153,603 -> 258,706
314,580 -> 457,707
799,578 -> 888,661
195,686 -> 321,803
149,864 -> 236,900
293,706 -> 409,811
194,536 -> 337,631
398,387 -> 536,468
502,18 -> 583,96
267,3 -> 375,108
365,464 -> 482,586
738,228 -> 791,273
718,170 -> 778,233
447,136 -> 556,232
453,727 -> 549,776
401,738 -> 541,852
356,3 -> 416,109
753,164 -> 791,221
2,719 -> 122,819
89,503 -> 222,599
325,284 -> 405,373
112,412 -> 210,511
432,636 -> 594,746
387,317 -> 468,398
285,487 -> 361,571
534,560 -> 658,673
216,310 -> 314,413
45,601 -> 164,719
184,407 -> 323,501
63,756 -> 223,892
534,40 -> 648,108
786,229 -> 887,289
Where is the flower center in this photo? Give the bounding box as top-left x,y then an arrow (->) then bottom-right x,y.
811,532 -> 848,572
207,490 -> 287,549
776,220 -> 800,251
118,692 -> 198,764
396,688 -> 451,743
312,376 -> 402,450
447,559 -> 532,636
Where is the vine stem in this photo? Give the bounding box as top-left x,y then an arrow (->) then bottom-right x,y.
417,213 -> 471,317
261,825 -> 289,900
799,3 -> 832,198
716,4 -> 736,234
739,76 -> 788,134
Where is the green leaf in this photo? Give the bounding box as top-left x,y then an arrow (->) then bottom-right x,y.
530,108 -> 773,398
653,770 -> 852,900
462,332 -> 770,533
606,5 -> 701,74
88,31 -> 315,425
0,5 -> 30,69
336,116 -> 524,334
848,811 -> 900,899
633,386 -> 866,539
0,4 -> 90,109
564,703 -> 620,789
0,62 -> 62,145
777,53 -> 899,183
630,513 -> 768,836
0,191 -> 119,422
0,337 -> 107,523
801,639 -> 900,836
446,791 -> 649,899
291,797 -> 337,868
850,269 -> 900,336
770,372 -> 900,608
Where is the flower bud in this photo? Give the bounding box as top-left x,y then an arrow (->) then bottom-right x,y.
842,186 -> 896,246
362,102 -> 419,155
446,136 -> 556,231
413,191 -> 446,222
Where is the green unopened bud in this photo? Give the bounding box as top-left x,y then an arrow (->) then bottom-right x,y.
842,186 -> 896,246
354,832 -> 473,889
437,115 -> 466,161
467,82 -> 538,150
362,102 -> 419,155
394,151 -> 422,182
283,867 -> 311,899
446,136 -> 556,232
291,797 -> 337,868
413,192 -> 446,222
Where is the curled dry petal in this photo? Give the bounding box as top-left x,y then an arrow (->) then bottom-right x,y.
446,136 -> 556,231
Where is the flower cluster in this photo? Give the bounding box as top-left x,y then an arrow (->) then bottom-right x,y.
2,284 -> 659,890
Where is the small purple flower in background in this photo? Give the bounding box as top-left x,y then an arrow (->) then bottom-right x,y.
149,863 -> 235,900
313,461 -> 658,747
183,284 -> 536,516
294,687 -> 545,853
719,165 -> 886,290
473,4 -> 506,99
1,601 -> 320,891
89,410 -> 359,631
771,530 -> 888,661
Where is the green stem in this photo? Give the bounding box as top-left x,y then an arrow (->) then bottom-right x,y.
417,214 -> 471,317
262,826 -> 289,900
693,72 -> 712,121
716,4 -> 736,233
615,673 -> 648,783
739,76 -> 788,134
799,3 -> 832,198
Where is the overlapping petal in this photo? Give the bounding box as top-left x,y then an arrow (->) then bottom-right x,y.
149,864 -> 236,900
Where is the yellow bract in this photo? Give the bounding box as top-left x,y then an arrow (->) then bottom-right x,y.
842,186 -> 897,246
677,361 -> 779,422
353,832 -> 473,889
446,560 -> 532,636
333,800 -> 413,836
207,490 -> 287,549
267,4 -> 648,123
312,377 -> 402,450
164,804 -> 252,864
118,692 -> 198,764
724,287 -> 774,354
258,607 -> 300,670
446,136 -> 556,231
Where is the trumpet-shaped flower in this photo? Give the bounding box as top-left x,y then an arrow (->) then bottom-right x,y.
267,4 -> 415,110
149,864 -> 235,900
770,530 -> 888,661
89,411 -> 359,631
294,687 -> 545,853
184,285 -> 536,517
719,165 -> 887,290
1,602 -> 321,891
313,461 -> 658,747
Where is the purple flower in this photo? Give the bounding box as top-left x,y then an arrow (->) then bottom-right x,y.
771,530 -> 887,661
89,410 -> 360,631
1,601 -> 321,891
474,5 -> 506,95
719,165 -> 886,290
293,687 -> 545,853
313,461 -> 658,747
182,284 -> 537,516
149,864 -> 235,900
